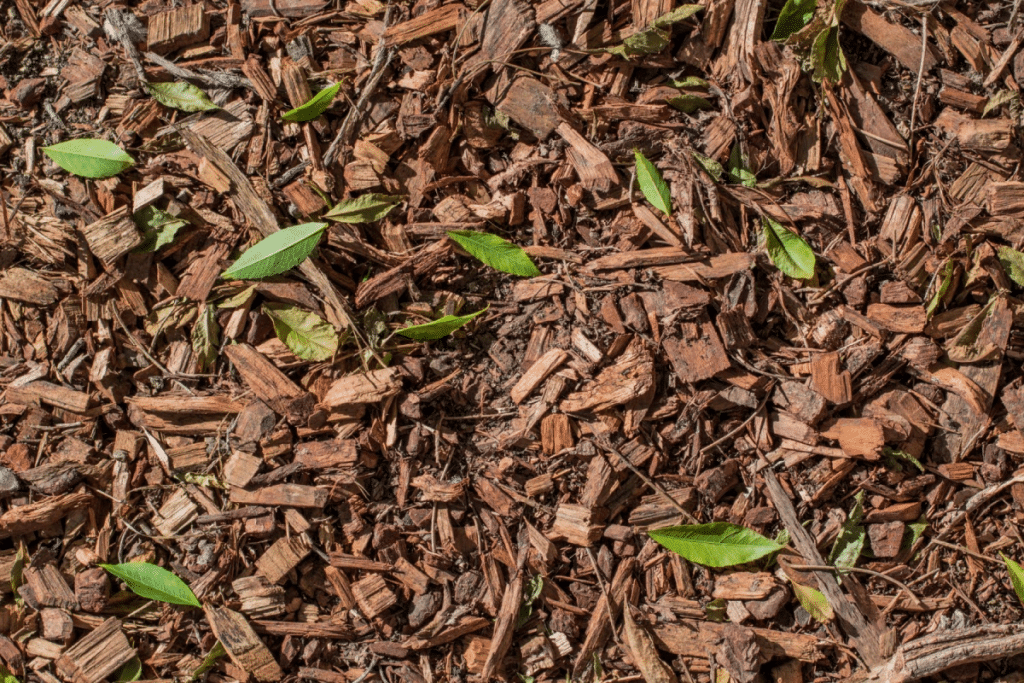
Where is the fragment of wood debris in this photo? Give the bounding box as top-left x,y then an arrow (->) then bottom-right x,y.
256,535 -> 312,584
231,484 -> 327,508
224,344 -> 315,424
322,367 -> 403,407
55,617 -> 136,683
147,4 -> 209,53
0,491 -> 93,539
384,4 -> 466,44
0,268 -> 58,305
561,338 -> 654,412
234,577 -> 286,618
351,574 -> 398,619
242,0 -> 329,18
842,0 -> 938,74
205,606 -> 283,683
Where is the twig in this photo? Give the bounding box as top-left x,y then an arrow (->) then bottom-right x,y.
700,380 -> 775,454
791,564 -> 926,609
586,546 -> 621,645
908,15 -> 928,143
930,538 -> 1003,565
590,437 -> 698,524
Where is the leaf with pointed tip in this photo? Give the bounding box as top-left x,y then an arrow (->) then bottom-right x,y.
1003,554 -> 1024,608
634,150 -> 672,216
790,580 -> 833,621
648,523 -> 784,568
281,82 -> 342,122
828,491 -> 865,570
263,303 -> 339,361
115,657 -> 143,682
100,562 -> 201,607
448,230 -> 541,277
763,216 -> 816,280
323,194 -> 403,223
810,25 -> 847,83
147,81 -> 219,112
772,0 -> 817,41
192,304 -> 219,372
998,246 -> 1024,287
397,307 -> 488,341
134,205 -> 187,253
42,139 -> 134,178
222,222 -> 327,280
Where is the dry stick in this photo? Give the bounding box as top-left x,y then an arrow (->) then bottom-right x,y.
792,564 -> 925,609
585,546 -> 621,645
699,379 -> 775,455
930,538 -> 1003,565
590,437 -> 698,524
907,14 -> 928,159
934,474 -> 1024,542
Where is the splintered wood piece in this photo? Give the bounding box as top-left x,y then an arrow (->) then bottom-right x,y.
24,566 -> 78,610
256,535 -> 312,585
822,417 -> 887,459
205,606 -> 283,683
322,367 -> 403,407
81,207 -> 141,265
842,0 -> 938,74
654,252 -> 754,282
148,4 -> 210,53
557,122 -> 620,194
384,3 -> 465,44
0,492 -> 93,539
233,576 -> 287,619
550,503 -> 605,546
493,77 -> 561,139
153,489 -> 198,536
541,413 -> 573,454
663,315 -> 731,383
0,267 -> 58,305
511,348 -> 568,404
482,573 -> 523,681
561,338 -> 654,412
866,304 -> 926,333
649,618 -> 823,662
231,484 -> 327,508
713,572 -> 778,600
55,618 -> 135,683
351,574 -> 398,618
127,394 -> 245,435
6,381 -> 91,413
281,59 -> 312,109
242,0 -> 329,17
410,473 -> 466,503
224,344 -> 315,424
323,566 -> 356,610
224,450 -> 262,488
61,48 -> 106,104
294,440 -> 359,469
392,557 -> 431,596
811,352 -> 852,405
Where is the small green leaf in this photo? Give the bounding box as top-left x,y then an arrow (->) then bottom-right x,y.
984,89 -> 1018,117
217,285 -> 256,309
281,82 -> 342,122
651,4 -> 704,28
1003,554 -> 1024,608
147,82 -> 219,112
648,522 -> 785,568
191,641 -> 227,681
0,663 -> 19,683
42,139 -> 135,178
133,205 -> 187,253
773,0 -> 817,41
192,304 -> 219,372
763,216 -> 816,279
263,303 -> 339,361
222,222 -> 327,280
100,562 -> 201,607
883,447 -> 925,473
704,598 -> 728,622
828,491 -> 865,570
397,307 -> 488,341
927,259 -> 955,316
669,76 -> 709,89
790,580 -> 833,621
323,194 -> 403,223
998,246 -> 1024,287
691,151 -> 723,181
115,657 -> 143,682
634,150 -> 672,216
810,25 -> 847,83
11,543 -> 25,607
667,94 -> 713,113
448,230 -> 541,277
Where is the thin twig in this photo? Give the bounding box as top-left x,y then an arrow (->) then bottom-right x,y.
700,380 -> 776,454
590,437 -> 698,524
930,539 -> 1004,565
908,15 -> 928,144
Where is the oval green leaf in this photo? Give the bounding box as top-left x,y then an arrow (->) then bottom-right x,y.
634,150 -> 671,216
222,222 -> 327,280
648,522 -> 784,568
42,139 -> 135,178
790,580 -> 833,622
100,561 -> 201,607
997,246 -> 1024,288
147,81 -> 220,112
397,307 -> 488,341
115,657 -> 143,682
447,230 -> 541,277
1002,554 -> 1024,608
263,303 -> 339,361
192,304 -> 219,372
281,82 -> 342,122
763,216 -> 816,280
324,194 -> 403,223
134,205 -> 187,253
772,0 -> 816,41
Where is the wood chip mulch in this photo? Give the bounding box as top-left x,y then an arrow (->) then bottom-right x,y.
5,0 -> 1024,682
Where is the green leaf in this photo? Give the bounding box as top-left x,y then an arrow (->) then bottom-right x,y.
146,81 -> 219,112
691,151 -> 723,181
762,216 -> 816,279
217,285 -> 256,309
396,307 -> 488,341
0,663 -> 19,683
669,76 -> 709,89
667,94 -> 713,113
100,562 -> 201,607
883,447 -> 925,473
42,139 -> 135,178
11,543 -> 25,607
648,522 -> 785,568
222,222 -> 327,280
133,205 -> 187,253
926,259 -> 955,316
448,230 -> 541,277
1003,554 -> 1024,608
790,580 -> 833,621
651,4 -> 704,28
728,143 -> 757,187
192,304 -> 219,372
323,193 -> 403,223
281,82 -> 342,122
115,657 -> 143,682
828,491 -> 865,569
998,246 -> 1024,287
984,89 -> 1019,117
634,150 -> 672,216
704,598 -> 728,622
263,303 -> 339,361
810,25 -> 847,83
773,0 -> 817,41
191,641 -> 227,681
